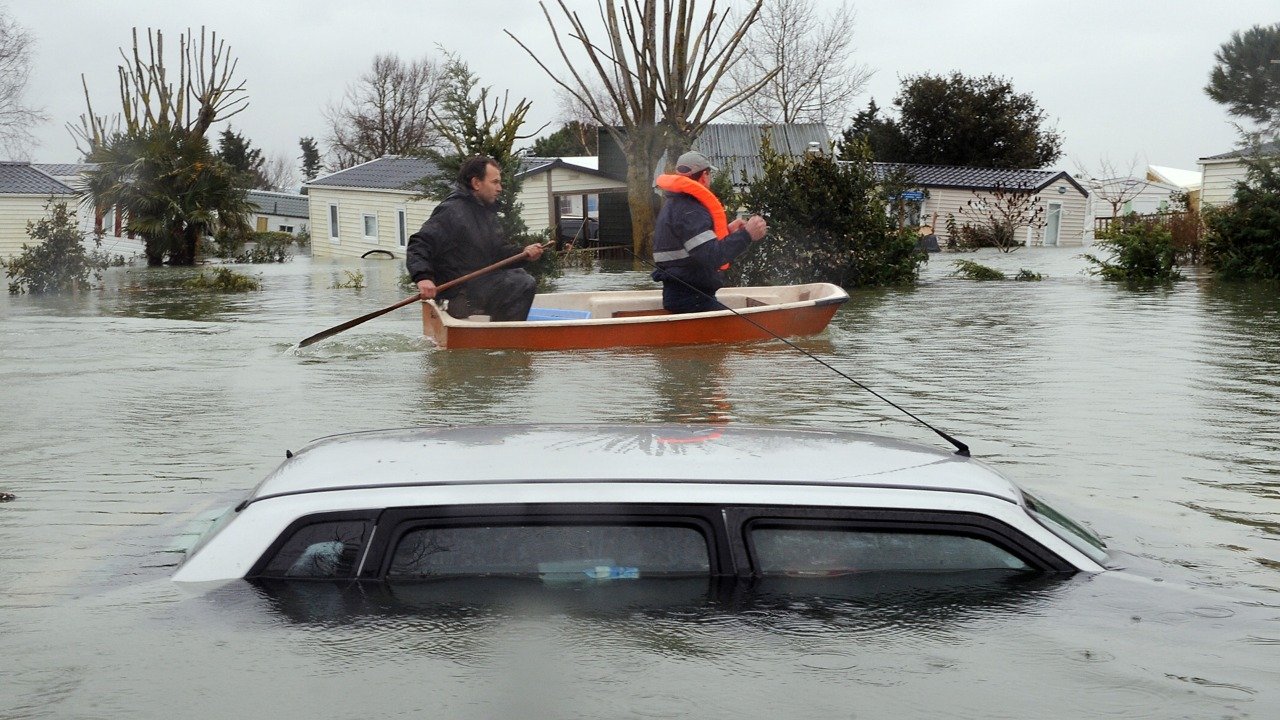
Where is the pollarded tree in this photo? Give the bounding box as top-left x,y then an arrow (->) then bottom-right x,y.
892,72 -> 1062,169
0,8 -> 47,159
323,53 -> 446,170
76,27 -> 253,266
1205,22 -> 1280,137
508,0 -> 775,256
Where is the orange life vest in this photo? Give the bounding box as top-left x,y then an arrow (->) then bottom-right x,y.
655,174 -> 731,269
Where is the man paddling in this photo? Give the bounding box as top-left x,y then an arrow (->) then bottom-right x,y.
407,155 -> 544,321
650,151 -> 767,313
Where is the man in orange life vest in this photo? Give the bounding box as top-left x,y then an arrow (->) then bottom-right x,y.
651,151 -> 768,313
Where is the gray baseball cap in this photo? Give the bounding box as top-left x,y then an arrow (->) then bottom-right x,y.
675,150 -> 718,176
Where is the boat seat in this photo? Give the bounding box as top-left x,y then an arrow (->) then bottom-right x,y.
588,297 -> 664,318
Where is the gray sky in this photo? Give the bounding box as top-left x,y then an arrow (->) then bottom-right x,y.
10,0 -> 1276,173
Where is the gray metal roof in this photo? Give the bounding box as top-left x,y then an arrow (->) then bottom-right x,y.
0,162 -> 76,195
692,123 -> 831,185
245,190 -> 309,219
876,162 -> 1087,195
1199,139 -> 1280,162
307,155 -> 440,191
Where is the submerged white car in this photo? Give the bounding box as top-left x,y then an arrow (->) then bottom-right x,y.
173,424 -> 1110,584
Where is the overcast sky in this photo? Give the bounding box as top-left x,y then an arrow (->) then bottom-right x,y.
9,0 -> 1276,174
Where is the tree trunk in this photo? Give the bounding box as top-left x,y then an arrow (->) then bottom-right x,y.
625,160 -> 659,258
144,237 -> 165,266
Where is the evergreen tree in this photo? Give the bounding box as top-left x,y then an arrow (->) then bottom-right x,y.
838,99 -> 907,162
1205,23 -> 1280,135
530,121 -> 599,157
217,127 -> 268,188
299,136 -> 322,181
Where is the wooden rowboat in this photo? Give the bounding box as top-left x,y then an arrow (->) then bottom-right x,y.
421,282 -> 848,350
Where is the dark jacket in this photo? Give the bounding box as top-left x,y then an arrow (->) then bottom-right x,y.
651,190 -> 752,295
406,186 -> 525,299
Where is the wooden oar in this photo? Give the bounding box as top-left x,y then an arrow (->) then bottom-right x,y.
297,244 -> 547,348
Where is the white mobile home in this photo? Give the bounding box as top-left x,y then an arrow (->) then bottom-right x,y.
1198,140 -> 1278,208
305,156 -> 440,260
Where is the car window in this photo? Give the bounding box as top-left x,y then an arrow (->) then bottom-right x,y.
387,523 -> 710,581
749,525 -> 1030,575
259,520 -> 370,578
1022,491 -> 1109,565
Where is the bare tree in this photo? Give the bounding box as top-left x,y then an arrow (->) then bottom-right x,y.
75,27 -> 247,149
0,8 -> 46,159
323,53 -> 445,170
261,150 -> 299,192
953,186 -> 1046,253
723,0 -> 870,131
508,0 -> 776,255
1074,155 -> 1148,222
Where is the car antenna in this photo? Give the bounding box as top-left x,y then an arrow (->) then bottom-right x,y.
621,247 -> 970,457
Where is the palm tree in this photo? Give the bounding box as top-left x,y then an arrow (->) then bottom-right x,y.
82,127 -> 253,265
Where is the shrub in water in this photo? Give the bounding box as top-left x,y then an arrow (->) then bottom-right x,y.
1203,157 -> 1280,280
2,201 -> 117,294
732,137 -> 924,289
951,259 -> 1006,281
331,270 -> 366,289
1084,217 -> 1181,282
183,267 -> 261,291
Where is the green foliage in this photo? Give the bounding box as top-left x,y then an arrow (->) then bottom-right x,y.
293,229 -> 310,250
1205,23 -> 1280,132
216,127 -> 267,188
950,260 -> 1006,281
208,230 -> 294,263
418,54 -> 536,242
732,137 -> 925,289
530,121 -> 598,157
298,136 -> 323,181
846,72 -> 1062,168
2,201 -> 118,294
183,267 -> 261,292
838,99 -> 907,163
708,157 -> 741,214
330,270 -> 366,289
1084,217 -> 1181,282
1203,156 -> 1280,280
1013,268 -> 1044,281
82,126 -> 254,266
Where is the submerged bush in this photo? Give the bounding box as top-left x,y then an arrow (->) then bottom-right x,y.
2,201 -> 119,294
331,270 -> 366,289
1084,217 -> 1181,282
951,259 -> 1006,280
731,137 -> 925,289
1203,157 -> 1280,280
183,267 -> 261,292
1012,268 -> 1044,281
210,229 -> 295,263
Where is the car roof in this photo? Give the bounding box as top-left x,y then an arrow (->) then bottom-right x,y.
248,424 -> 1024,505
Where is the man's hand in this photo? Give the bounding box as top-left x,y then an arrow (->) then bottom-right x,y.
523,242 -> 545,261
744,215 -> 768,241
728,218 -> 745,233
416,279 -> 437,299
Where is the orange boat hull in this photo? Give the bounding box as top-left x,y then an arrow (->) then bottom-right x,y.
422,285 -> 846,350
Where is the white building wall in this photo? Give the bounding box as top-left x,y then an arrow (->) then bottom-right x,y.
308,187 -> 437,260
517,167 -> 626,236
1200,161 -> 1249,207
920,185 -> 1089,247
0,194 -> 77,261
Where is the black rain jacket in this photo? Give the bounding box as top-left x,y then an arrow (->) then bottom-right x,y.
405,186 -> 526,299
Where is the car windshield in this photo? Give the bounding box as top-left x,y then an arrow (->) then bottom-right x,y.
1022,491 -> 1109,565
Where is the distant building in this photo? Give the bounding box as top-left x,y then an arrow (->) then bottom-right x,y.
1198,140 -> 1278,208
246,190 -> 309,235
305,156 -> 440,260
879,163 -> 1090,247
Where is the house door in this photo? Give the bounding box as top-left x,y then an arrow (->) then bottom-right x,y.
1045,202 -> 1062,246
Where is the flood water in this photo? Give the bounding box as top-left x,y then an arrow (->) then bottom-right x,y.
1,248 -> 1277,718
